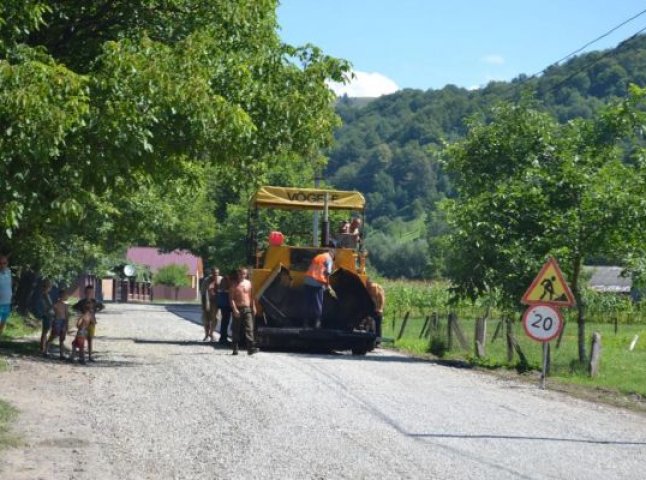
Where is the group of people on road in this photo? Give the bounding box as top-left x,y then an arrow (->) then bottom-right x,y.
0,254 -> 104,364
200,266 -> 258,356
37,283 -> 104,363
4,244 -> 386,361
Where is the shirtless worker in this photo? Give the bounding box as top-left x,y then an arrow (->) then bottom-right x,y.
229,267 -> 258,356
366,278 -> 385,346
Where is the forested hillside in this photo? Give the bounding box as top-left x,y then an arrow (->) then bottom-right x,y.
328,35 -> 646,278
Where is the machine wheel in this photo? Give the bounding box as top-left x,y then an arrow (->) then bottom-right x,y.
351,348 -> 368,356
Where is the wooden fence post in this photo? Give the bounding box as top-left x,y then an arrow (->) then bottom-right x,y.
397,312 -> 410,341
419,316 -> 430,339
447,312 -> 454,351
556,318 -> 567,349
505,316 -> 514,363
474,317 -> 486,358
427,312 -> 438,339
589,332 -> 602,377
451,315 -> 469,350
491,318 -> 503,343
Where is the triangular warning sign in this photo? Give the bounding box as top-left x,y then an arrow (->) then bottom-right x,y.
522,257 -> 576,307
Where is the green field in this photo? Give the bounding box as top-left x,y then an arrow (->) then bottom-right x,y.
380,280 -> 646,398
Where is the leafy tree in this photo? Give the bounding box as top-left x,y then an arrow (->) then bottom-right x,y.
1,1 -> 349,289
441,87 -> 646,363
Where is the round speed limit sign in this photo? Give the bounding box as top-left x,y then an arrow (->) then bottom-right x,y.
522,304 -> 563,342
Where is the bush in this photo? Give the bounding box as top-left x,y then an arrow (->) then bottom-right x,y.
429,334 -> 448,357
153,264 -> 190,288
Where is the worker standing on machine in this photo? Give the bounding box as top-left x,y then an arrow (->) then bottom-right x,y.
303,248 -> 336,329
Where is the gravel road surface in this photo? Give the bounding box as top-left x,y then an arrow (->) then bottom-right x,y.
1,302 -> 645,479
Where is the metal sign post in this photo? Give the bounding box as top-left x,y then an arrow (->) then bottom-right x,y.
522,303 -> 562,389
541,342 -> 548,390
521,257 -> 575,390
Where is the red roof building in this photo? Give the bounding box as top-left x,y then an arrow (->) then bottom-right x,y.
126,247 -> 203,301
126,246 -> 203,276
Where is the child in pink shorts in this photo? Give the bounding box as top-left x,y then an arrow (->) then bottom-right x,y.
71,304 -> 92,364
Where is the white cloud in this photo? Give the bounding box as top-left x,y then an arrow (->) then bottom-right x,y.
481,54 -> 505,66
328,70 -> 399,98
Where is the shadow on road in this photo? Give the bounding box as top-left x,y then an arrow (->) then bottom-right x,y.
0,339 -> 41,357
133,339 -> 228,348
0,340 -> 143,368
163,304 -> 202,326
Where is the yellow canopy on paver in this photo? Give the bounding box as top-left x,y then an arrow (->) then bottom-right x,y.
251,186 -> 365,211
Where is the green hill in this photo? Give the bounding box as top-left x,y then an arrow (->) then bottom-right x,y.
328,35 -> 646,278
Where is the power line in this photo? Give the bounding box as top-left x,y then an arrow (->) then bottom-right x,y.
543,24 -> 646,95
531,7 -> 646,79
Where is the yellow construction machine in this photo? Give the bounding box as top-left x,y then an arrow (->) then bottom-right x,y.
248,186 -> 376,354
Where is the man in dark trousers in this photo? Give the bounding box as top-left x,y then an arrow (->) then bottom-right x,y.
303,248 -> 335,329
366,278 -> 385,346
229,268 -> 258,355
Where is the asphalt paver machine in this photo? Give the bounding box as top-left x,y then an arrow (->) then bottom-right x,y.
248,186 -> 376,354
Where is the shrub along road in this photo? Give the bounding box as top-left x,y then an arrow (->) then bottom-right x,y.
0,303 -> 645,479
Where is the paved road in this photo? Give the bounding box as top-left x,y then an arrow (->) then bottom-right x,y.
1,303 -> 645,479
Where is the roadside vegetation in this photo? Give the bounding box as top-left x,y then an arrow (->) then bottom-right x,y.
380,280 -> 646,398
0,313 -> 35,448
0,313 -> 40,372
0,399 -> 19,450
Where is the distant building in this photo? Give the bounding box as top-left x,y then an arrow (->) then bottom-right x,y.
585,266 -> 631,294
126,247 -> 203,301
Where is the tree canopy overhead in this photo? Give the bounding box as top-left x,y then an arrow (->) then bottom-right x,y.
1,1 -> 349,279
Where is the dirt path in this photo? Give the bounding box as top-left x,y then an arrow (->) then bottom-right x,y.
1,303 -> 645,479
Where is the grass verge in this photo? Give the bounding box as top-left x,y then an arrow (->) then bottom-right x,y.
0,399 -> 19,449
0,312 -> 40,372
382,315 -> 646,411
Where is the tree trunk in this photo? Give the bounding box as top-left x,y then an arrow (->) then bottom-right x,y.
14,269 -> 39,316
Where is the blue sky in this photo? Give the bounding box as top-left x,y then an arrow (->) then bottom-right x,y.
278,1 -> 646,96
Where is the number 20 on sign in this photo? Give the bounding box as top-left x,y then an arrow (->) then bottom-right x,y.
522,304 -> 563,343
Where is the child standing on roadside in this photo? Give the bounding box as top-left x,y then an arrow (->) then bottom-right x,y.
73,285 -> 104,362
71,303 -> 92,364
47,291 -> 69,359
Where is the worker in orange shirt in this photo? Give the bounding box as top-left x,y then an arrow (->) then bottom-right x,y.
366,278 -> 385,345
303,248 -> 336,329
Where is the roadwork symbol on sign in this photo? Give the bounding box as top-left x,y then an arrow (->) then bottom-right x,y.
522,304 -> 563,342
521,257 -> 575,307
